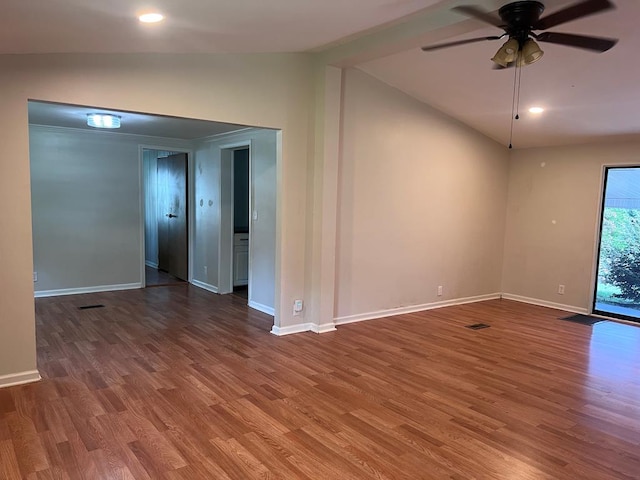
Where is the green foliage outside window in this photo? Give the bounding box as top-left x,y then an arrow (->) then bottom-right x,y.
598,208 -> 640,304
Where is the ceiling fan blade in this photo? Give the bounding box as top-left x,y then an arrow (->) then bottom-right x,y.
534,0 -> 615,30
421,36 -> 502,52
453,5 -> 504,28
536,31 -> 618,52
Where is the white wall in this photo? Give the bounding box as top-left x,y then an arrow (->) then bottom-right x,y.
192,142 -> 221,287
502,141 -> 640,311
335,69 -> 510,321
192,129 -> 277,313
30,126 -> 191,294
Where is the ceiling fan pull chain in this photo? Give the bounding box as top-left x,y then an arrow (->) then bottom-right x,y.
508,54 -> 519,149
515,60 -> 523,120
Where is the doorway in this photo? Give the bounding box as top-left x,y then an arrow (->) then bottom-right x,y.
232,148 -> 250,298
217,142 -> 252,297
593,166 -> 640,321
143,149 -> 190,287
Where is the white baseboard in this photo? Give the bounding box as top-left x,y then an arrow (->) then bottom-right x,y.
270,322 -> 336,336
35,283 -> 142,298
501,293 -> 589,314
271,323 -> 313,336
249,301 -> 275,316
334,293 -> 502,326
145,261 -> 158,268
191,279 -> 219,294
0,370 -> 41,389
310,323 -> 338,333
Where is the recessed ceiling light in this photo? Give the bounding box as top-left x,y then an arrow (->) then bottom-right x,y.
139,13 -> 164,23
529,106 -> 544,114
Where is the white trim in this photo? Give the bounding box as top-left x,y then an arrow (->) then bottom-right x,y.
249,301 -> 275,316
310,323 -> 337,334
191,279 -> 219,294
218,140 -> 253,151
200,128 -> 259,144
501,293 -> 589,314
139,147 -> 146,287
29,124 -> 194,145
145,261 -> 158,268
271,323 -> 313,336
0,370 -> 41,389
270,322 -> 335,336
34,283 -> 141,298
334,293 -> 502,326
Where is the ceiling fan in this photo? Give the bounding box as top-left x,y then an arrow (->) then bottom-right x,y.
421,0 -> 618,68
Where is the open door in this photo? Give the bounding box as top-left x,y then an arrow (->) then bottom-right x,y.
157,153 -> 188,281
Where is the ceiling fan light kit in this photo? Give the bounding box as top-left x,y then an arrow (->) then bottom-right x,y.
421,0 -> 618,64
420,0 -> 618,147
491,38 -> 520,67
519,38 -> 544,65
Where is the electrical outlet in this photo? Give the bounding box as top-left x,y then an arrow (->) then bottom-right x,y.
293,299 -> 303,316
437,285 -> 443,296
33,271 -> 38,282
204,266 -> 208,277
558,284 -> 565,295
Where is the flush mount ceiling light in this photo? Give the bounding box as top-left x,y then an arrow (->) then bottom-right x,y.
529,106 -> 545,114
139,12 -> 164,23
87,114 -> 121,129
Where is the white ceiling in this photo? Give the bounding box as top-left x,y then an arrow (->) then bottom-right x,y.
28,102 -> 248,140
1,0 -> 437,54
360,0 -> 640,148
9,0 -> 640,148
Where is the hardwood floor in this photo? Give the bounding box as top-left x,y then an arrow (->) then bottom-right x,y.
2,289 -> 640,479
144,266 -> 186,287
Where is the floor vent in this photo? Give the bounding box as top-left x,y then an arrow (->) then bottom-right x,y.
466,323 -> 490,330
78,304 -> 105,310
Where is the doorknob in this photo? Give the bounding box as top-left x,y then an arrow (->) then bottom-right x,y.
166,213 -> 177,218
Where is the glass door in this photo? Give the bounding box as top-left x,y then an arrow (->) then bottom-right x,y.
593,166 -> 640,321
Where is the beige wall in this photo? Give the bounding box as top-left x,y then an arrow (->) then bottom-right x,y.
335,69 -> 510,320
502,141 -> 640,311
6,52 -> 639,385
0,53 -> 313,379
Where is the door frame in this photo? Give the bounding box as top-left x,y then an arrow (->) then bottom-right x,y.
218,141 -> 252,297
138,144 -> 194,288
590,163 -> 640,321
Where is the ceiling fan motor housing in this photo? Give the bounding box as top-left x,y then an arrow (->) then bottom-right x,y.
499,1 -> 545,44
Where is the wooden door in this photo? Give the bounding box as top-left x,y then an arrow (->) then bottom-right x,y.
157,153 -> 188,281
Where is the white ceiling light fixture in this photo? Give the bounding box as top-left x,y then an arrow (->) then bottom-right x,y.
87,114 -> 121,129
139,12 -> 164,23
529,106 -> 545,114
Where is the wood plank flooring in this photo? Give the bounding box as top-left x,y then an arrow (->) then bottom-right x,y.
2,287 -> 640,479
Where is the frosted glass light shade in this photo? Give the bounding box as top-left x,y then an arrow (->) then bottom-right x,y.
519,39 -> 544,66
491,38 -> 519,67
87,114 -> 121,129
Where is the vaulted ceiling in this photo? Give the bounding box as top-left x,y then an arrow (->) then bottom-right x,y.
11,0 -> 639,148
